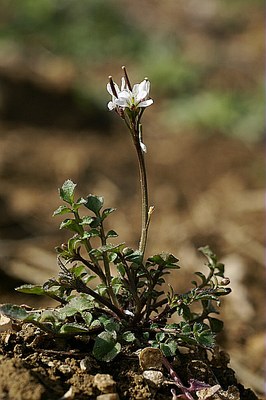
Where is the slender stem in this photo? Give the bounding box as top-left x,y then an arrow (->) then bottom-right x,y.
75,278 -> 126,320
132,127 -> 149,256
162,357 -> 194,400
73,211 -> 106,283
99,221 -> 120,308
117,253 -> 141,310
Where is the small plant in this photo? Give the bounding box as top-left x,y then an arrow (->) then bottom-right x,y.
0,67 -> 231,398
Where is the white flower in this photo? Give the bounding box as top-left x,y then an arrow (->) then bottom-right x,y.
106,77 -> 126,110
115,79 -> 153,110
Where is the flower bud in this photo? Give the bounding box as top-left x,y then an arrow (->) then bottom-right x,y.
220,277 -> 230,286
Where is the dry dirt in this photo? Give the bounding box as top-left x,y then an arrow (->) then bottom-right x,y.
0,122 -> 264,399
0,322 -> 261,400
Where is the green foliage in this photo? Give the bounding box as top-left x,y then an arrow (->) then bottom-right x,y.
93,331 -> 121,362
0,180 -> 231,364
2,0 -> 147,62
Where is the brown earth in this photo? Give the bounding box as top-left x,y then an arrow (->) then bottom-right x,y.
0,123 -> 264,399
0,322 -> 261,400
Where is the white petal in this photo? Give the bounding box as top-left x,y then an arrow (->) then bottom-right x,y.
107,101 -> 116,110
121,77 -> 126,91
115,90 -> 131,107
139,79 -> 150,93
136,80 -> 150,101
138,99 -> 153,108
132,83 -> 140,96
118,90 -> 131,100
107,81 -> 120,96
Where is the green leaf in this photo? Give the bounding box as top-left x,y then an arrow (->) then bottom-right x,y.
106,230 -> 118,238
80,216 -> 95,226
59,323 -> 90,335
69,264 -> 86,278
122,331 -> 136,343
179,322 -> 192,335
97,243 -> 124,254
110,277 -> 122,295
194,271 -> 206,284
155,332 -> 165,342
15,284 -> 45,296
193,323 -> 215,348
68,295 -> 94,311
90,319 -> 101,330
178,304 -> 192,321
56,306 -> 77,319
39,310 -> 58,322
59,180 -> 76,205
108,252 -> 118,263
84,195 -> 104,215
208,317 -> 224,333
143,332 -> 149,340
60,219 -> 81,233
83,275 -> 97,285
116,263 -> 126,277
93,331 -> 121,362
198,246 -> 217,268
0,304 -> 29,321
148,253 -> 179,268
53,205 -> 72,217
81,311 -> 93,327
67,236 -> 82,254
125,250 -> 142,264
82,229 -> 100,239
99,316 -> 120,332
160,340 -> 178,357
102,208 -> 116,220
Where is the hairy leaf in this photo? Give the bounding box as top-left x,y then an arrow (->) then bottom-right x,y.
84,195 -> 104,215
93,331 -> 121,362
59,180 -> 76,205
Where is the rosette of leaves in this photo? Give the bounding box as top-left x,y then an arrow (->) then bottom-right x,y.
0,180 -> 231,362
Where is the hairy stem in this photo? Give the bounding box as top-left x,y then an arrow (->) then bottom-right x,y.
99,221 -> 120,308
132,128 -> 149,257
75,278 -> 126,320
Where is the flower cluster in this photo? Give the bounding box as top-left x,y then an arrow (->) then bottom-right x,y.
107,66 -> 153,112
107,66 -> 153,153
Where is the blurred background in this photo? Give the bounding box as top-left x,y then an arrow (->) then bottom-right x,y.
0,0 -> 264,395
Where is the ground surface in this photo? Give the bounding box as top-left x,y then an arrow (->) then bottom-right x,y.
0,2 -> 264,397
0,322 -> 261,400
0,124 -> 264,398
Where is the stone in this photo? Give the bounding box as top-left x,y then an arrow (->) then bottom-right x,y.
93,373 -> 116,393
139,347 -> 163,370
142,370 -> 164,388
96,394 -> 119,400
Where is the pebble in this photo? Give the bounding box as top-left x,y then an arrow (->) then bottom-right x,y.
0,314 -> 13,332
80,356 -> 91,371
142,370 -> 164,388
196,385 -> 221,400
93,373 -> 116,393
58,364 -> 72,374
139,347 -> 163,371
96,394 -> 119,400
